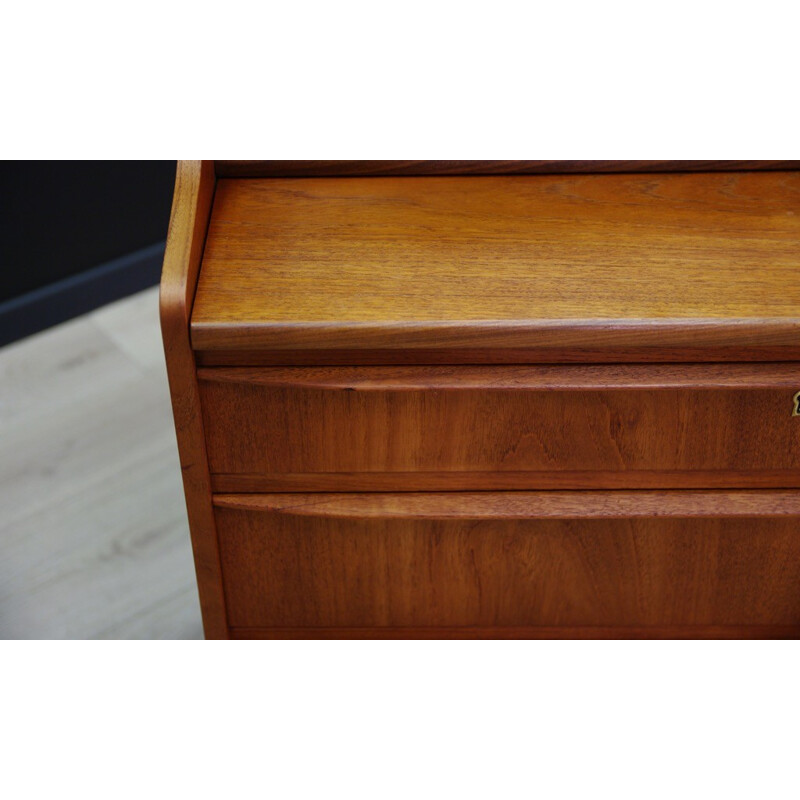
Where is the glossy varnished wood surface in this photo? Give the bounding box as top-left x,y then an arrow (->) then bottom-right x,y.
214,492 -> 800,630
192,171 -> 800,362
159,160 -> 228,638
198,364 -> 800,489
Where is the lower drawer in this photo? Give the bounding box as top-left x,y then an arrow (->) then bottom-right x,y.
214,491 -> 800,633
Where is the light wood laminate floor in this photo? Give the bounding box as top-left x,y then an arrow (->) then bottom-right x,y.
0,287 -> 203,638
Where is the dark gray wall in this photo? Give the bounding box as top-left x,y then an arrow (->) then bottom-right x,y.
0,161 -> 177,344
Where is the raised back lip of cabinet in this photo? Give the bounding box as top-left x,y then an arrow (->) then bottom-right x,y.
189,164 -> 800,365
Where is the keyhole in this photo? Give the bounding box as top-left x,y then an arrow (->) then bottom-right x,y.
793,391 -> 800,417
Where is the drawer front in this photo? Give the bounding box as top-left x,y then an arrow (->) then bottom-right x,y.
199,364 -> 800,490
215,491 -> 800,632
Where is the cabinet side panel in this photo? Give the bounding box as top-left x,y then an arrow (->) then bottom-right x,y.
160,160 -> 228,638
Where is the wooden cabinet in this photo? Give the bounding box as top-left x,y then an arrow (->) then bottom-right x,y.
161,160 -> 800,639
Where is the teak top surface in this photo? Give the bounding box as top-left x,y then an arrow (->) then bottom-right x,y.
192,171 -> 800,360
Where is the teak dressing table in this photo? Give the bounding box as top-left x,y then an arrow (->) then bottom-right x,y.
161,160 -> 800,639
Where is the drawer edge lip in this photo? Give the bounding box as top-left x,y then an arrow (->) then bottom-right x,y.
228,625 -> 800,640
196,361 -> 800,390
212,489 -> 800,519
210,470 -> 800,494
196,348 -> 800,366
191,317 -> 800,363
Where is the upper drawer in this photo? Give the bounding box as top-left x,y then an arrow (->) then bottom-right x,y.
198,363 -> 800,491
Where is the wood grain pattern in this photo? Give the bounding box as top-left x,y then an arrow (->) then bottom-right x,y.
229,625 -> 800,640
214,492 -> 800,629
198,364 -> 800,488
192,172 -> 800,362
214,160 -> 800,178
159,160 -> 228,639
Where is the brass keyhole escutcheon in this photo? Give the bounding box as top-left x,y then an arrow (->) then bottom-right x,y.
794,391 -> 800,417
